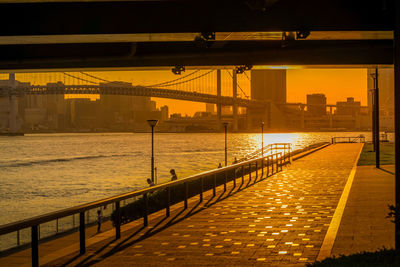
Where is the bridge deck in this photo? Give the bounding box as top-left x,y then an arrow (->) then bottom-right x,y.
1,144 -> 363,266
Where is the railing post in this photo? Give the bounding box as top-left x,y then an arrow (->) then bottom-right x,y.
200,176 -> 204,202
166,187 -> 171,217
233,169 -> 236,188
115,201 -> 121,239
267,157 -> 270,177
272,155 -> 275,174
73,214 -> 75,228
31,225 -> 39,267
249,163 -> 251,182
256,161 -> 259,181
184,182 -> 188,209
261,158 -> 264,178
79,212 -> 85,255
241,165 -> 244,184
224,171 -> 227,192
56,218 -> 59,234
17,230 -> 20,246
143,193 -> 148,226
213,174 -> 216,197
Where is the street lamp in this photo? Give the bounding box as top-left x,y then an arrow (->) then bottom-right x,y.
261,121 -> 264,157
147,119 -> 159,183
222,122 -> 229,166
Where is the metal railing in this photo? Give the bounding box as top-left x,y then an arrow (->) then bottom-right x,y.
331,135 -> 366,144
0,149 -> 291,267
237,143 -> 291,162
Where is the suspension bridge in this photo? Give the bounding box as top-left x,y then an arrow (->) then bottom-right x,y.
0,70 -> 264,107
0,69 -> 270,133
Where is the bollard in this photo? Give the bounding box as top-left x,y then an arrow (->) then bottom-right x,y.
143,193 -> 148,226
166,187 -> 171,217
31,225 -> 39,267
79,212 -> 85,254
115,201 -> 121,239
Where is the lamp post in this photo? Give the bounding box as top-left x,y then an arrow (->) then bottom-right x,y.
147,119 -> 159,183
222,122 -> 229,166
261,122 -> 264,157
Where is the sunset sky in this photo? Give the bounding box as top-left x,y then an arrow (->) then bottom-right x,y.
7,68 -> 368,116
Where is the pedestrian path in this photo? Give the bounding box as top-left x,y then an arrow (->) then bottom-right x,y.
36,144 -> 363,266
332,165 -> 395,256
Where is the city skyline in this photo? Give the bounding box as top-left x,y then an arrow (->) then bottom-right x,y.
0,68 -> 369,116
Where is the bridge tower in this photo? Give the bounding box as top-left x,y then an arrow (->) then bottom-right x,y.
217,69 -> 222,126
8,73 -> 19,133
232,69 -> 238,132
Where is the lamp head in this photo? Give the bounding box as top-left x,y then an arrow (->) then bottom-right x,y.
222,122 -> 229,127
261,121 -> 265,127
147,119 -> 159,127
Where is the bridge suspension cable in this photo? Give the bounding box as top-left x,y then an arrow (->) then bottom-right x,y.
148,70 -> 200,87
226,70 -> 249,99
62,72 -> 99,85
80,72 -> 112,83
157,70 -> 215,88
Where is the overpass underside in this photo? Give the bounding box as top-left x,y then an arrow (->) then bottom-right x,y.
0,0 -> 395,71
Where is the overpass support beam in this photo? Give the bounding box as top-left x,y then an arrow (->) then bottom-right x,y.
217,69 -> 222,126
232,69 -> 238,132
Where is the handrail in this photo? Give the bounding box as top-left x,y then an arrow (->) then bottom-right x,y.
331,136 -> 366,144
0,147 -> 291,266
238,143 -> 291,162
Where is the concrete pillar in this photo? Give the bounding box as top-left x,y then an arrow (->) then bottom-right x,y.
395,0 -> 400,250
217,69 -> 222,125
300,105 -> 305,129
329,106 -> 333,128
232,69 -> 238,132
8,73 -> 18,133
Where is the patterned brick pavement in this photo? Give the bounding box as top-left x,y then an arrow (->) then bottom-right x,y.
43,144 -> 362,266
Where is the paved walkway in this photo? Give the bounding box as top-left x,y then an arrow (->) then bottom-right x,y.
332,165 -> 395,256
32,143 -> 362,266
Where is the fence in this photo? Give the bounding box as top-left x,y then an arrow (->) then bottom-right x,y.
0,145 -> 292,267
331,136 -> 366,144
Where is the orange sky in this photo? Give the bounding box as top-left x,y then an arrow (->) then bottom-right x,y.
7,68 -> 368,116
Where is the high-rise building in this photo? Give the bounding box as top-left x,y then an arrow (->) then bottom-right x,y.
307,94 -> 326,116
251,70 -> 286,103
249,70 -> 287,129
206,103 -> 215,113
336,97 -> 361,116
160,105 -> 169,121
